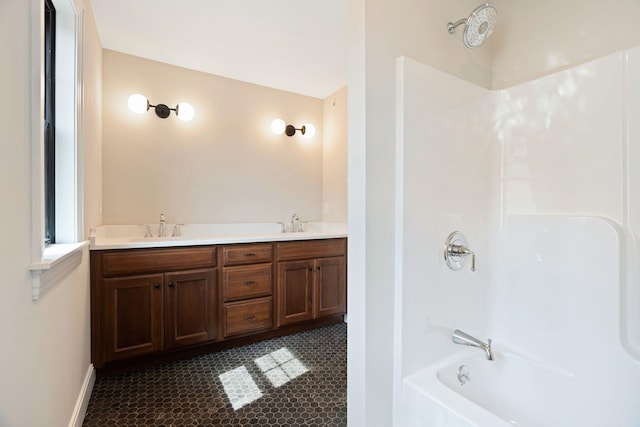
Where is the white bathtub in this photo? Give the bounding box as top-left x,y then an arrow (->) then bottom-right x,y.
401,348 -> 640,427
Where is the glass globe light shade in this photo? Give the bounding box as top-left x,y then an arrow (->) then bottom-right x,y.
271,118 -> 286,135
302,124 -> 316,138
128,93 -> 148,114
177,102 -> 195,121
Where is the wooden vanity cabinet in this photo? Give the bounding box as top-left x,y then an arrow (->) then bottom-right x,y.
103,274 -> 164,362
277,260 -> 314,325
221,243 -> 274,338
164,269 -> 217,349
315,256 -> 347,318
102,269 -> 217,362
92,246 -> 218,366
91,238 -> 347,375
276,239 -> 346,326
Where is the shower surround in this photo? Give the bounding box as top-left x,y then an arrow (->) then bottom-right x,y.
394,47 -> 640,425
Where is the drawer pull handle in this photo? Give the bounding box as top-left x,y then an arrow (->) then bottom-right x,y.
244,315 -> 256,321
168,281 -> 175,288
308,267 -> 313,271
243,253 -> 257,257
153,283 -> 161,289
244,280 -> 257,286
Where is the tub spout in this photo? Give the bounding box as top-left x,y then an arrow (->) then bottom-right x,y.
452,329 -> 493,361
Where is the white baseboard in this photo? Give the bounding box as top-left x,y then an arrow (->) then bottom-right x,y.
68,364 -> 95,427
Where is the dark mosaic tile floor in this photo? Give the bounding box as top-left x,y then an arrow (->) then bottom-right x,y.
83,323 -> 347,427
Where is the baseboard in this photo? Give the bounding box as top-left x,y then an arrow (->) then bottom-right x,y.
68,364 -> 95,427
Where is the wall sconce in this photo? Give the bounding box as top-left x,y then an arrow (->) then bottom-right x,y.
128,93 -> 195,121
271,118 -> 315,138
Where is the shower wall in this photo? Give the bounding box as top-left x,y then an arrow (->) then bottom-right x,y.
396,46 -> 640,403
491,47 -> 640,359
396,57 -> 494,378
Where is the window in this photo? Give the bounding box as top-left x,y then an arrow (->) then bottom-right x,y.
44,0 -> 56,245
30,0 -> 86,301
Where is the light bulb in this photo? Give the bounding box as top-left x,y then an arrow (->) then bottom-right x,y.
128,93 -> 148,114
302,124 -> 316,138
177,102 -> 195,121
271,118 -> 286,135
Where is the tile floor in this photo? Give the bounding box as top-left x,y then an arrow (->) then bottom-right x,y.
83,323 -> 347,427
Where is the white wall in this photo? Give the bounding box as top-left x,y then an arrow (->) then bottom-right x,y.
491,0 -> 640,89
0,0 -> 102,426
102,50 -> 324,226
322,86 -> 348,223
396,57 -> 492,378
348,0 -> 493,425
491,47 -> 640,357
496,52 -> 624,220
394,43 -> 640,427
353,0 -> 640,424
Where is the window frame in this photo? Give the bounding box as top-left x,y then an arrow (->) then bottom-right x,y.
44,0 -> 56,246
29,0 -> 87,301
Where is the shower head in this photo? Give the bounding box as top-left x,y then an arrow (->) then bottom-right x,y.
448,2 -> 498,48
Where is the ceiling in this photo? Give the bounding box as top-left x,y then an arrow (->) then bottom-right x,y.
89,0 -> 348,100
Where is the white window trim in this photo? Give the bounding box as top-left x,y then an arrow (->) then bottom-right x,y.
30,0 -> 86,301
30,242 -> 89,301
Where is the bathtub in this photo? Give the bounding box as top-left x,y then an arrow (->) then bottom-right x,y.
401,347 -> 638,427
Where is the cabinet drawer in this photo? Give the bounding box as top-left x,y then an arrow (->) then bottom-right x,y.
223,264 -> 272,302
223,243 -> 273,266
276,238 -> 346,261
102,246 -> 217,277
224,297 -> 272,337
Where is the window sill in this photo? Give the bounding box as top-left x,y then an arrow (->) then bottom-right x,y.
29,241 -> 89,301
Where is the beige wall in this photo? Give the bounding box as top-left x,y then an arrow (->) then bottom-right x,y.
322,86 -> 348,223
0,0 -> 101,426
491,0 -> 640,89
83,2 -> 103,236
102,50 -> 324,225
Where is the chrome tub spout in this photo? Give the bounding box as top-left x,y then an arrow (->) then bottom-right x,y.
452,329 -> 493,361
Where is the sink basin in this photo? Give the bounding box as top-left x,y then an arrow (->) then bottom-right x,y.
89,222 -> 348,250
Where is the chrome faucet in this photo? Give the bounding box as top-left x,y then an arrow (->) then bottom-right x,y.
158,213 -> 166,237
452,329 -> 493,360
449,245 -> 476,271
139,224 -> 153,238
444,232 -> 476,272
171,223 -> 184,237
290,213 -> 299,233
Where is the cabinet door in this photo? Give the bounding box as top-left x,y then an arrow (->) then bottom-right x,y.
165,269 -> 217,349
315,256 -> 346,318
103,274 -> 164,363
278,260 -> 314,326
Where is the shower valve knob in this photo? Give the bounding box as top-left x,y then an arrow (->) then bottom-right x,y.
444,232 -> 476,272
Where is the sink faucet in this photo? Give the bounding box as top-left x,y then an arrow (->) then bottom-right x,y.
291,213 -> 299,233
171,223 -> 184,237
158,213 -> 166,237
452,329 -> 493,360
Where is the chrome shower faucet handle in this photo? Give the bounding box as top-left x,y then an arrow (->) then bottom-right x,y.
444,231 -> 476,272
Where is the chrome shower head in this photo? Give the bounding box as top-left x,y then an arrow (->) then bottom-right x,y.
448,2 -> 498,48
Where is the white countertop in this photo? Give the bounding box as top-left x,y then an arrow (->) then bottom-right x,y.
90,222 -> 348,250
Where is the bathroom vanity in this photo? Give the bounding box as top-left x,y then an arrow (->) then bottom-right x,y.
89,223 -> 347,376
